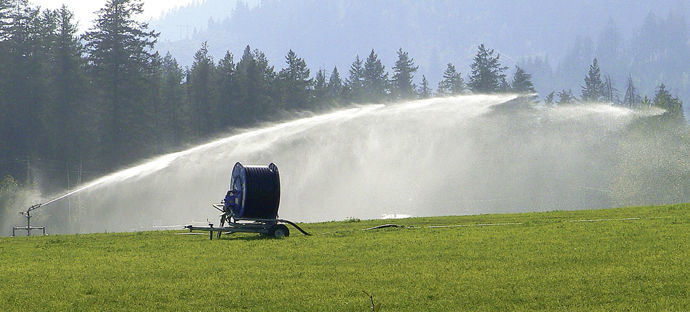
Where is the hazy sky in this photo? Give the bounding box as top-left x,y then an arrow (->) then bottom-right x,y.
31,0 -> 198,31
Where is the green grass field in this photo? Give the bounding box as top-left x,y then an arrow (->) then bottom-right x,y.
1,204 -> 689,311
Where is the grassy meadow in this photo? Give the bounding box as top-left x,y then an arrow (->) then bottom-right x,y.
1,204 -> 689,311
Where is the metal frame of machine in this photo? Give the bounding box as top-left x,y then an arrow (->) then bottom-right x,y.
12,204 -> 47,237
184,162 -> 309,239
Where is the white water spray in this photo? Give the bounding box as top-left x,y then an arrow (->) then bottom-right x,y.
34,94 -> 662,233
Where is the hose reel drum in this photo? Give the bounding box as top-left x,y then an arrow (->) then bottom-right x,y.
185,162 -> 309,239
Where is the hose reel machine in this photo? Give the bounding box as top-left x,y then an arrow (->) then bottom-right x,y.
185,162 -> 309,239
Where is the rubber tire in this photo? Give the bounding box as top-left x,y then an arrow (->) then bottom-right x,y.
271,224 -> 290,238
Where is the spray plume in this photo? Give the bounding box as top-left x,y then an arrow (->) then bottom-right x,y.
33,94 -> 665,233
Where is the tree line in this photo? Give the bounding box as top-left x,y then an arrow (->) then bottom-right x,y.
0,0 -> 684,195
543,58 -> 684,122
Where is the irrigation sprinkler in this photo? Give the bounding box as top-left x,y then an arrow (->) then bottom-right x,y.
12,203 -> 47,237
12,188 -> 78,236
185,162 -> 310,239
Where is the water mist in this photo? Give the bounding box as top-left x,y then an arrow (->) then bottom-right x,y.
30,94 -> 665,234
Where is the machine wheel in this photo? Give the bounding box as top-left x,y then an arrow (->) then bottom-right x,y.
271,224 -> 290,238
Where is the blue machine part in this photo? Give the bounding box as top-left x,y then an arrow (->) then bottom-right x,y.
228,162 -> 281,219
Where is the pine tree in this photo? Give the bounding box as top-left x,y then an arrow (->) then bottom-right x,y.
216,50 -> 237,127
277,49 -> 311,110
437,63 -> 464,95
557,89 -> 576,104
581,58 -> 604,102
188,42 -> 217,137
312,68 -> 327,108
346,56 -> 365,102
417,75 -> 431,98
51,5 -> 94,163
235,45 -> 276,124
84,0 -> 159,166
159,52 -> 188,145
544,91 -> 556,106
390,48 -> 418,100
468,44 -> 508,93
653,84 -> 684,121
362,49 -> 388,102
3,0 -> 40,166
326,66 -> 343,101
510,66 -> 536,93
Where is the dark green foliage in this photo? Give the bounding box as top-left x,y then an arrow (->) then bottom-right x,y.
50,6 -> 95,163
363,50 -> 388,102
0,0 -> 685,201
390,48 -> 418,100
417,75 -> 431,98
581,58 -> 604,102
312,68 -> 328,107
188,42 -> 217,137
557,89 -> 576,104
278,50 -> 312,110
653,84 -> 684,121
159,53 -> 188,146
544,91 -> 556,105
468,44 -> 508,93
84,0 -> 159,166
437,63 -> 464,95
326,66 -> 343,100
215,51 -> 236,129
346,56 -> 365,102
233,45 -> 276,124
510,66 -> 535,93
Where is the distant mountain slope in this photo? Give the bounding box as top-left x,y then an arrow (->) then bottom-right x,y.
154,0 -> 689,107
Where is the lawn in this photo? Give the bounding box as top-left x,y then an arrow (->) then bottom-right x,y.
1,204 -> 689,311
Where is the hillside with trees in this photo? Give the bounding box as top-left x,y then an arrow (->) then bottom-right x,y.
0,0 -> 687,233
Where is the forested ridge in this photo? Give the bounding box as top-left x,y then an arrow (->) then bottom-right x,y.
0,0 -> 685,219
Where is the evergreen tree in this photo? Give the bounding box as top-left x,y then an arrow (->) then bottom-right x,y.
235,45 -> 275,124
468,44 -> 508,93
216,50 -> 237,127
346,56 -> 365,102
557,89 -> 576,104
188,42 -> 217,137
544,91 -> 556,106
362,49 -> 388,102
510,66 -> 536,93
312,68 -> 328,108
437,63 -> 464,95
83,0 -> 159,166
390,48 -> 418,100
277,49 -> 311,110
159,52 -> 188,146
498,76 -> 510,93
3,0 -> 41,165
581,58 -> 604,102
653,84 -> 684,121
417,75 -> 431,98
50,5 -> 94,163
326,66 -> 343,101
